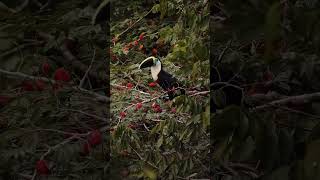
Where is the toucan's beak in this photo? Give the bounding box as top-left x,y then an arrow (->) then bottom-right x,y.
139,56 -> 156,69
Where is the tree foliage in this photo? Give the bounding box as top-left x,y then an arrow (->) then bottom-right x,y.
1,0 -> 320,179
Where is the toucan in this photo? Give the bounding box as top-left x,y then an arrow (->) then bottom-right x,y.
139,56 -> 185,100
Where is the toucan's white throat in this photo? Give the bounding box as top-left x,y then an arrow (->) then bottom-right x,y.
151,61 -> 161,81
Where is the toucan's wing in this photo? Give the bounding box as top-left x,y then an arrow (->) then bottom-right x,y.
158,70 -> 185,100
139,57 -> 155,69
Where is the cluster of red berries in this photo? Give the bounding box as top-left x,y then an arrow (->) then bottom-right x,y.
82,130 -> 103,156
152,102 -> 162,113
123,33 -> 145,54
0,95 -> 11,106
21,62 -> 71,92
126,82 -> 134,89
110,32 -> 159,61
35,129 -> 102,175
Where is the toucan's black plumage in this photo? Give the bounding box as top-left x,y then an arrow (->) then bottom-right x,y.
157,70 -> 184,100
139,57 -> 185,100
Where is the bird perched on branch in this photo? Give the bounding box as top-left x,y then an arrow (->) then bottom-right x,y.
139,56 -> 185,100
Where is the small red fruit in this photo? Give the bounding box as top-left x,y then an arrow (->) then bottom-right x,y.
151,102 -> 162,113
122,47 -> 129,54
120,111 -> 126,119
136,102 -> 143,110
154,106 -> 162,113
111,54 -> 118,61
52,83 -> 63,92
35,80 -> 46,91
151,102 -> 158,108
54,68 -> 71,82
22,81 -> 34,91
88,130 -> 102,146
149,82 -> 157,87
0,96 -> 11,106
263,70 -> 274,81
36,160 -> 49,175
126,82 -> 134,89
134,40 -> 139,46
139,33 -> 145,41
41,62 -> 50,76
127,123 -> 137,129
139,44 -> 144,50
152,48 -> 158,56
82,142 -> 91,155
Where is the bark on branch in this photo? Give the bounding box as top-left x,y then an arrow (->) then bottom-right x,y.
251,92 -> 320,111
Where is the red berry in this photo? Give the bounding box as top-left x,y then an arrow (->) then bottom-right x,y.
36,160 -> 49,175
88,130 -> 102,146
151,102 -> 162,113
263,70 -> 274,81
149,82 -> 157,87
139,44 -> 144,51
112,54 -> 118,61
127,123 -> 137,129
134,40 -> 139,46
139,33 -> 144,41
52,83 -> 63,92
151,102 -> 158,108
82,142 -> 91,155
126,82 -> 134,89
0,96 -> 11,106
152,48 -> 158,56
136,102 -> 143,110
22,81 -> 34,91
35,80 -> 46,91
41,62 -> 50,76
120,111 -> 126,119
54,68 -> 71,82
154,106 -> 162,113
122,47 -> 129,54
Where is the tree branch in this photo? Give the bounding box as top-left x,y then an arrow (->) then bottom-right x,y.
0,68 -> 110,103
252,92 -> 320,110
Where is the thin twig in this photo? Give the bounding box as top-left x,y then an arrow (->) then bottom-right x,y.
0,68 -> 110,103
30,125 -> 109,179
189,90 -> 210,97
128,144 -> 159,170
216,40 -> 232,65
79,47 -> 96,88
15,0 -> 29,12
111,83 -> 150,95
116,8 -> 153,40
0,42 -> 42,59
61,108 -> 108,122
252,92 -> 320,110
